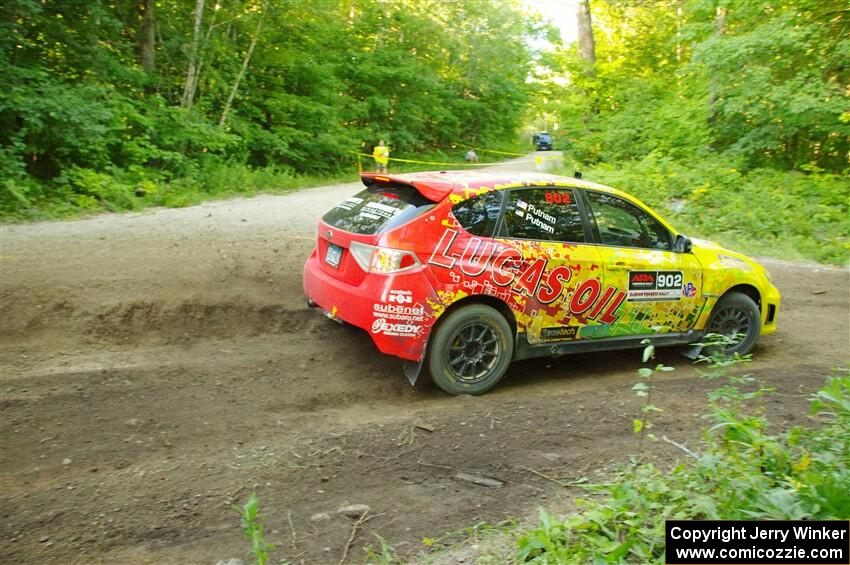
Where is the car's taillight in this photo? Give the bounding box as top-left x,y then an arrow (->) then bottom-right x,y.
349,241 -> 421,274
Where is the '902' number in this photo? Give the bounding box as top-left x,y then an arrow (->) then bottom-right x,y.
657,273 -> 682,289
544,191 -> 571,205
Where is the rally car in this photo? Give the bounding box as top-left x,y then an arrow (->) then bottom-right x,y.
303,171 -> 780,395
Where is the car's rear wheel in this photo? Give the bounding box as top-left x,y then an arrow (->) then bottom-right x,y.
427,304 -> 513,395
705,291 -> 761,356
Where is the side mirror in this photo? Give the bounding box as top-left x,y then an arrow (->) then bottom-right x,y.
674,235 -> 693,253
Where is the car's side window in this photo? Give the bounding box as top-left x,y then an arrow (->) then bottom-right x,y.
585,191 -> 672,250
498,188 -> 585,243
451,190 -> 504,237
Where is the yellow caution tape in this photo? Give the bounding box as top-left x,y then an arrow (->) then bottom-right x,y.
351,150 -> 562,170
457,143 -> 527,157
352,151 -> 492,167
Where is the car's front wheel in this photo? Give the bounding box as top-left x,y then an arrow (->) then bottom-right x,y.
427,304 -> 513,395
705,291 -> 761,356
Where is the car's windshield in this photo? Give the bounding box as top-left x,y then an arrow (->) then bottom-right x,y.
322,185 -> 434,235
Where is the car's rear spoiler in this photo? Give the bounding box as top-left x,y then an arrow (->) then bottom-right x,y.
361,172 -> 452,203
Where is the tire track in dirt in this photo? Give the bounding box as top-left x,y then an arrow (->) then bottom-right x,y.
1,156 -> 848,563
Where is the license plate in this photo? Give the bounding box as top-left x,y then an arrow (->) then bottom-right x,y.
325,243 -> 342,268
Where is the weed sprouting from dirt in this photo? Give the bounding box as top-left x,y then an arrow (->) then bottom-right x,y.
236,493 -> 288,565
515,354 -> 850,563
363,533 -> 400,564
631,340 -> 673,455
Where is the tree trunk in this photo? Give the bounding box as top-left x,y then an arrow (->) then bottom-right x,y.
139,0 -> 156,72
675,2 -> 683,64
219,10 -> 265,127
181,0 -> 205,109
576,0 -> 596,65
189,5 -> 222,110
708,5 -> 726,125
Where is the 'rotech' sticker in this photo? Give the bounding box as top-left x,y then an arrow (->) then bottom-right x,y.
627,271 -> 683,302
540,326 -> 579,341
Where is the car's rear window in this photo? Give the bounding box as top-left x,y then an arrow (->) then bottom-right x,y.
323,185 -> 435,235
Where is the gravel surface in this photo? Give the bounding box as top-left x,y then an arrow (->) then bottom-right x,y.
2,153 -> 848,564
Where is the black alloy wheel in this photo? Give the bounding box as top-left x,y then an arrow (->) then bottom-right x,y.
446,322 -> 501,382
705,291 -> 761,356
427,304 -> 513,395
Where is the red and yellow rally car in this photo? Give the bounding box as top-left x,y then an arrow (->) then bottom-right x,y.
303,171 -> 780,395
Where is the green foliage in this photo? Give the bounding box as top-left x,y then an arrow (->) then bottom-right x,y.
527,0 -> 849,266
632,342 -> 673,448
568,154 -> 850,264
516,363 -> 850,564
364,534 -> 401,564
537,0 -> 848,173
0,0 -> 537,219
236,493 -> 288,565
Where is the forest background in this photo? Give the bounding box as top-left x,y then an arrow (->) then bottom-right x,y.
1,0 -> 847,263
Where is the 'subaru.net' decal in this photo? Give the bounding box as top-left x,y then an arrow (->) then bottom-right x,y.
373,290 -> 427,333
373,302 -> 426,323
627,270 -> 683,302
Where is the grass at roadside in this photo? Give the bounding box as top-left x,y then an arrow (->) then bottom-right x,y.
5,148 -> 845,269
0,149 -> 518,223
559,154 -> 849,265
396,354 -> 849,565
512,365 -> 850,563
0,164 -> 358,222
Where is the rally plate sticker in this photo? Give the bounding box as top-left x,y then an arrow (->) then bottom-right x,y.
627,271 -> 683,302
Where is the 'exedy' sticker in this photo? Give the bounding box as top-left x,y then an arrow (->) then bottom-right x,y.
371,318 -> 422,337
627,271 -> 683,302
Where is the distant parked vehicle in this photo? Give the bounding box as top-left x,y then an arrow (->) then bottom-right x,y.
533,132 -> 553,151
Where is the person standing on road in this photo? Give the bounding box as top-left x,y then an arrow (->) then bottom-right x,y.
373,139 -> 389,173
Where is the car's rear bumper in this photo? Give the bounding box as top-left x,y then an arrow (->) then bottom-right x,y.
303,249 -> 441,362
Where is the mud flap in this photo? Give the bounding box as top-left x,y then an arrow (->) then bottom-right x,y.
403,345 -> 427,386
403,358 -> 424,386
680,344 -> 703,360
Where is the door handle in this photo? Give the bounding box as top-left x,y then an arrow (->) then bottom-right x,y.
609,263 -> 630,271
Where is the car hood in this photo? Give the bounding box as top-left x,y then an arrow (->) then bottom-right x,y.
690,237 -> 767,274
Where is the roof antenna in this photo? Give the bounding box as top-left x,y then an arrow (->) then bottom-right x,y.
574,171 -> 583,179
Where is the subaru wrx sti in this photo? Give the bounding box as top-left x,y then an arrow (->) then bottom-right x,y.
303,171 -> 780,394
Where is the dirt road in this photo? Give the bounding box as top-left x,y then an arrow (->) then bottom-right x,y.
2,154 -> 848,564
